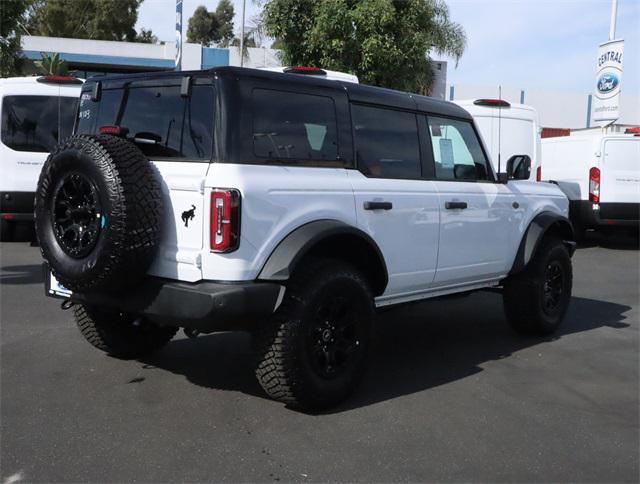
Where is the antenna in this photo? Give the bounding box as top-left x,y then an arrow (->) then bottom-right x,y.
497,85 -> 502,178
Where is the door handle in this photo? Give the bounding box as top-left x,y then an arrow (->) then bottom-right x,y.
364,201 -> 393,211
445,201 -> 468,210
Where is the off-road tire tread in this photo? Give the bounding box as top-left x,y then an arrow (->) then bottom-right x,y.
503,237 -> 572,335
36,134 -> 162,292
255,258 -> 373,409
74,304 -> 177,358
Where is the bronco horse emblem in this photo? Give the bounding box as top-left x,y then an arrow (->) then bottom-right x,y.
181,205 -> 196,227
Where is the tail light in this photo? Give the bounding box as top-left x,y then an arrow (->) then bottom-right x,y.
589,167 -> 600,203
37,75 -> 82,85
210,189 -> 241,252
473,99 -> 511,108
536,165 -> 542,182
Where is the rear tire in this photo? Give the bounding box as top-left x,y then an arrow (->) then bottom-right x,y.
255,258 -> 374,410
74,304 -> 177,359
0,219 -> 14,242
503,237 -> 572,335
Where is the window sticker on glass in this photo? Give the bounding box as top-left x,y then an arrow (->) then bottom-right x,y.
304,123 -> 327,151
439,138 -> 454,167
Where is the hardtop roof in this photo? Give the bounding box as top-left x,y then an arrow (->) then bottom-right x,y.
84,66 -> 471,120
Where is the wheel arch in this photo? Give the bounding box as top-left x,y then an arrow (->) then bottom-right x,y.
510,211 -> 576,275
257,219 -> 388,296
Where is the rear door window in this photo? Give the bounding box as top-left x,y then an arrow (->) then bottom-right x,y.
1,95 -> 78,152
252,89 -> 339,162
351,104 -> 421,179
77,84 -> 214,160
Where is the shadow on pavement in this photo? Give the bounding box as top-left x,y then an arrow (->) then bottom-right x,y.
141,293 -> 631,413
0,264 -> 44,285
577,230 -> 639,251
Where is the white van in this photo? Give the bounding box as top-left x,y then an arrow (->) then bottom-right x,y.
0,75 -> 82,240
541,132 -> 639,236
454,99 -> 541,182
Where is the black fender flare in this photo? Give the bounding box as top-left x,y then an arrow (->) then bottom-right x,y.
510,211 -> 576,275
257,219 -> 389,295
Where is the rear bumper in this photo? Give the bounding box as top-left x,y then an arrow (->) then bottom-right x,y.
64,276 -> 285,333
570,200 -> 639,228
1,192 -> 35,221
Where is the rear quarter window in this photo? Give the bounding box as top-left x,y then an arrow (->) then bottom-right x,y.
1,95 -> 78,153
251,88 -> 339,163
77,83 -> 215,161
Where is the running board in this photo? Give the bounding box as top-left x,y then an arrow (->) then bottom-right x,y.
375,280 -> 501,308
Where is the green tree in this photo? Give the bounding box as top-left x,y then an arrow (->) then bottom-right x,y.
215,0 -> 235,44
187,5 -> 221,46
27,0 -> 142,41
187,1 -> 235,47
1,0 -> 30,77
38,52 -> 68,75
136,28 -> 158,44
262,0 -> 466,93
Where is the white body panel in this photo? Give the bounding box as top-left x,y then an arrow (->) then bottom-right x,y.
541,134 -> 640,204
209,164 -> 357,281
0,77 -> 81,194
146,159 -> 568,307
347,170 -> 440,296
432,181 -> 515,284
454,101 -> 541,182
601,138 -> 640,204
258,67 -> 359,84
147,161 -> 210,282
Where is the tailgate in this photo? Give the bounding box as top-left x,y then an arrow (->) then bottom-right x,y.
146,161 -> 209,282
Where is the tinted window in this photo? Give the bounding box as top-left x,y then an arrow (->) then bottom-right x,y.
428,116 -> 489,181
252,89 -> 338,162
351,105 -> 421,179
1,96 -> 78,153
77,85 -> 214,160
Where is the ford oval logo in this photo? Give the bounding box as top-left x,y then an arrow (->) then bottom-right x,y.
597,73 -> 619,93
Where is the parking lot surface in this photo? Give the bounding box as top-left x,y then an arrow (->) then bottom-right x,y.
1,235 -> 638,482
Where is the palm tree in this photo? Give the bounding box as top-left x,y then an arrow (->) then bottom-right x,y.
38,52 -> 68,75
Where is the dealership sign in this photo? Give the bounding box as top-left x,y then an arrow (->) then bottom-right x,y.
593,39 -> 624,126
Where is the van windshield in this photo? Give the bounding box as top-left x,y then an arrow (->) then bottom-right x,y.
77,83 -> 214,161
1,95 -> 78,153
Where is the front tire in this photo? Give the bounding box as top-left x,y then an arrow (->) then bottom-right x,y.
503,237 -> 572,335
255,259 -> 374,410
74,304 -> 177,359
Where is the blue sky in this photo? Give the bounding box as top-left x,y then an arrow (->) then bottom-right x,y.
137,0 -> 639,94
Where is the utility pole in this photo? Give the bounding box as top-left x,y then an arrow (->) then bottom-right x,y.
239,0 -> 246,67
175,0 -> 182,71
609,0 -> 618,40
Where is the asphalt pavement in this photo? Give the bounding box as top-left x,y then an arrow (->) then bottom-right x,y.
1,232 -> 638,482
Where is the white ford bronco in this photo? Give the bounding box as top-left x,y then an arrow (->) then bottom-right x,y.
36,67 -> 575,410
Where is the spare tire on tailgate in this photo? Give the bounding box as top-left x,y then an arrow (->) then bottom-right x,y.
35,134 -> 163,292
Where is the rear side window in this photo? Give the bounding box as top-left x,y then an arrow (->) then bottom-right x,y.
1,95 -> 78,153
351,104 -> 421,179
252,89 -> 339,162
77,84 -> 214,160
427,116 -> 490,181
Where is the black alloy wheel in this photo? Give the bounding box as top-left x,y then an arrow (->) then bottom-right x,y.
307,292 -> 365,380
52,172 -> 103,258
542,260 -> 564,315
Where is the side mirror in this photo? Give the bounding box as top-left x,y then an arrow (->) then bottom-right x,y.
506,155 -> 531,180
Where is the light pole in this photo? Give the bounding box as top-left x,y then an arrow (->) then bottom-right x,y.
239,0 -> 246,67
609,0 -> 618,40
